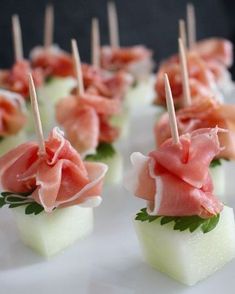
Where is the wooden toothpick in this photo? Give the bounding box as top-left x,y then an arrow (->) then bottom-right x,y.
91,18 -> 100,68
71,39 -> 84,96
12,14 -> 23,62
187,3 -> 196,49
44,4 -> 54,49
164,73 -> 179,144
107,1 -> 119,48
28,74 -> 46,155
178,38 -> 191,107
179,19 -> 187,49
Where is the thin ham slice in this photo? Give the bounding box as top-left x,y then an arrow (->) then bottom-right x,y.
56,93 -> 120,155
125,128 -> 223,218
0,60 -> 43,99
154,52 -> 216,107
0,89 -> 26,137
101,45 -> 154,80
155,97 -> 235,160
193,38 -> 233,68
0,127 -> 108,212
30,45 -> 74,77
82,63 -> 133,100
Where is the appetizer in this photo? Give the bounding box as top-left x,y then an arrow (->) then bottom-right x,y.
0,75 -> 107,257
30,5 -> 76,106
0,89 -> 27,156
125,75 -> 235,285
56,40 -> 123,184
100,2 -> 155,108
186,4 -> 235,100
0,15 -> 50,134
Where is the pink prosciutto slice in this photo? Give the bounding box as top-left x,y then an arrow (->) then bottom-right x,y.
155,96 -> 235,160
0,60 -> 43,99
154,52 -> 216,108
0,127 -> 108,212
82,63 -> 132,100
0,89 -> 26,137
101,45 -> 154,80
30,45 -> 74,77
125,128 -> 223,218
56,93 -> 121,155
193,38 -> 233,68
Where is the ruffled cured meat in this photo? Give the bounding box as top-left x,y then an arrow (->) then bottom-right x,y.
82,63 -> 133,99
30,45 -> 74,77
56,93 -> 121,155
155,97 -> 235,159
192,38 -> 233,82
154,52 -> 216,107
101,45 -> 154,80
0,89 -> 26,137
125,128 -> 223,218
193,38 -> 233,68
0,127 -> 108,212
0,60 -> 43,99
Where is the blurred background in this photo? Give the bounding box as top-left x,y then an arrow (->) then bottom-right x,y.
0,0 -> 234,74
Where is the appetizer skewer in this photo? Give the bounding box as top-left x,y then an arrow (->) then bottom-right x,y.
56,39 -> 123,184
30,5 -> 76,106
0,74 -> 108,257
100,1 -> 155,108
125,73 -> 235,286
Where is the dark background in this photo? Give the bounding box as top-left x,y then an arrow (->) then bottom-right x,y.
0,0 -> 235,74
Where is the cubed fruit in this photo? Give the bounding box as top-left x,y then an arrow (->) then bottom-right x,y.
134,206 -> 235,286
100,152 -> 123,185
41,77 -> 76,105
209,165 -> 225,201
110,107 -> 130,139
125,75 -> 155,108
0,131 -> 26,157
13,205 -> 93,257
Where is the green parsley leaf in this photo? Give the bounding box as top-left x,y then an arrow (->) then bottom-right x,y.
25,202 -> 44,215
0,136 -> 4,142
210,158 -> 222,168
135,208 -> 220,234
85,142 -> 116,161
0,191 -> 44,215
45,75 -> 54,84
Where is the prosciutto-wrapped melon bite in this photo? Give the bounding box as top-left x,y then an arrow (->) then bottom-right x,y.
0,89 -> 27,156
0,75 -> 108,257
0,15 -> 51,135
155,96 -> 235,200
186,4 -> 235,101
155,39 -> 231,199
125,75 -> 235,286
56,40 -> 122,185
30,5 -> 76,106
87,18 -> 133,139
100,2 -> 155,109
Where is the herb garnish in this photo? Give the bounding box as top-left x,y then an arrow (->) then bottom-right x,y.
85,142 -> 116,161
0,191 -> 44,215
135,208 -> 220,234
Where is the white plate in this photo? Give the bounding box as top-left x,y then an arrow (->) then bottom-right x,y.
1,104 -> 235,294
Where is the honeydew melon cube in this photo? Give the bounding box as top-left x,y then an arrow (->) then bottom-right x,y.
134,206 -> 235,286
110,107 -> 130,139
101,151 -> 123,185
209,165 -> 225,202
41,77 -> 76,106
125,75 -> 155,108
13,205 -> 93,257
0,131 -> 26,157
